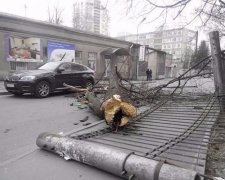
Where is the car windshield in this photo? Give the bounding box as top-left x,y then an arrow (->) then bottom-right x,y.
38,62 -> 61,70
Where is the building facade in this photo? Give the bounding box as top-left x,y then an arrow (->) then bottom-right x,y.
138,47 -> 166,80
160,28 -> 196,68
0,13 -> 137,80
72,0 -> 109,35
117,28 -> 196,69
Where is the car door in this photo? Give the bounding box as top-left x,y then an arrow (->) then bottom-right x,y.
55,62 -> 72,89
70,63 -> 85,86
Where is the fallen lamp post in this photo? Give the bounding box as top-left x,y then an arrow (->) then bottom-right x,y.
36,132 -> 200,180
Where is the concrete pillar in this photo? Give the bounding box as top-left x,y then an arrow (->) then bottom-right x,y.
209,31 -> 225,110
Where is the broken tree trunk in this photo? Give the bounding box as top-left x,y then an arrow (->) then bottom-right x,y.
64,82 -> 137,129
105,54 -> 129,100
100,95 -> 136,128
63,57 -> 137,129
63,83 -> 104,119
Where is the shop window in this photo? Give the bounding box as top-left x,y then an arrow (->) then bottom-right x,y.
88,52 -> 97,61
75,51 -> 82,59
88,52 -> 97,70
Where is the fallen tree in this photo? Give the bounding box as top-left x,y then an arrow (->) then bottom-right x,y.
63,63 -> 137,130
64,82 -> 137,130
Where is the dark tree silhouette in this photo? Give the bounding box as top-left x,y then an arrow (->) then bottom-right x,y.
191,40 -> 209,69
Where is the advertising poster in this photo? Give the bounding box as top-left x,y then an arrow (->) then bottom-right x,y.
48,41 -> 75,62
7,36 -> 42,62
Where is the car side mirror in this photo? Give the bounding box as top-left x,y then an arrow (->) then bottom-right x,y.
57,67 -> 65,73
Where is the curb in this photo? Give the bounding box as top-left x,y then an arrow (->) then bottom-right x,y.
0,91 -> 11,95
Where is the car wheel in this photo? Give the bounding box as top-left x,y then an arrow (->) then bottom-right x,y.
85,80 -> 94,90
35,81 -> 50,98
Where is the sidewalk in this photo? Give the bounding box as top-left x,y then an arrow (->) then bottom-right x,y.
0,81 -> 10,95
0,78 -> 214,96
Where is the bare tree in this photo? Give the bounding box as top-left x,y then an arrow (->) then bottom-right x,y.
47,6 -> 64,25
191,40 -> 210,68
123,0 -> 225,34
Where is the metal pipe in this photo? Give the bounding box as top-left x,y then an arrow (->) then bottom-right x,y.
36,132 -> 200,180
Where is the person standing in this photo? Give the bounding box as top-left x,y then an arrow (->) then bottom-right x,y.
146,68 -> 152,81
149,68 -> 152,81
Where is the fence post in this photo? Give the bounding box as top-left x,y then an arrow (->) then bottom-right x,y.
209,31 -> 225,110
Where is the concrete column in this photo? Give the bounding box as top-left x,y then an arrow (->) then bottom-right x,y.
209,31 -> 225,110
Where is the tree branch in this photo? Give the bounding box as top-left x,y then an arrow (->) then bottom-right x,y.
145,0 -> 192,8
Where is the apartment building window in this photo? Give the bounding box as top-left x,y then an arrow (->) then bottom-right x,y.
176,51 -> 181,55
163,38 -> 169,43
154,39 -> 162,43
168,38 -> 171,42
176,37 -> 181,42
154,45 -> 162,49
88,52 -> 97,60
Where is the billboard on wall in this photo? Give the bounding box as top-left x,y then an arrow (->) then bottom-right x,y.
6,36 -> 42,62
48,41 -> 75,62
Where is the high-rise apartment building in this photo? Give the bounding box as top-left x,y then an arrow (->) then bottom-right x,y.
72,0 -> 109,35
100,6 -> 110,36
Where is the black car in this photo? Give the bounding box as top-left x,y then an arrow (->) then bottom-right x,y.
4,62 -> 95,97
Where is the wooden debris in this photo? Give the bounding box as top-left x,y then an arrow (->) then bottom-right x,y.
63,83 -> 108,94
63,83 -> 87,92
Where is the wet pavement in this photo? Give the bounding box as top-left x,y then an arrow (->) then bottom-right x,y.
0,93 -> 121,180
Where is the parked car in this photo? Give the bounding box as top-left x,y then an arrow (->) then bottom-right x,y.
4,62 -> 95,98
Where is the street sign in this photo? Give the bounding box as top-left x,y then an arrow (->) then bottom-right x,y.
139,46 -> 145,61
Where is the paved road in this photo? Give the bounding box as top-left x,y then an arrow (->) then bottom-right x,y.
0,93 -> 120,180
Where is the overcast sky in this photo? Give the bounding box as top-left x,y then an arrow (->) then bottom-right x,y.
0,0 -> 209,41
